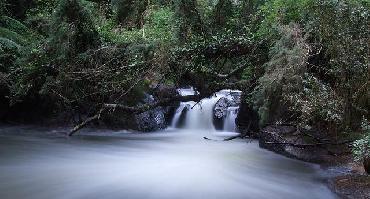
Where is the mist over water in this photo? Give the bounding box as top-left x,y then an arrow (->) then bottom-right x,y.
0,89 -> 336,199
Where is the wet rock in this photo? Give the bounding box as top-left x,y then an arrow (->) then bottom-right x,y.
214,97 -> 231,118
135,93 -> 167,132
212,91 -> 242,130
104,85 -> 179,132
258,125 -> 330,163
229,91 -> 242,106
154,85 -> 180,127
213,97 -> 231,130
136,107 -> 166,132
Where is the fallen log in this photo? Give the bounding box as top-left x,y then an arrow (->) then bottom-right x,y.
67,94 -> 205,136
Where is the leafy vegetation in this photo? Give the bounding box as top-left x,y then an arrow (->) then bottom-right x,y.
0,0 -> 368,158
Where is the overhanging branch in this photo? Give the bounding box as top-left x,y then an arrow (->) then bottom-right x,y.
67,94 -> 205,136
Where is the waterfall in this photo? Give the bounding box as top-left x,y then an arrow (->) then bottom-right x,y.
223,107 -> 239,132
171,88 -> 240,132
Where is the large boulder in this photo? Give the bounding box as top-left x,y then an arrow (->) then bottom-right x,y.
103,88 -> 177,132
135,93 -> 166,132
153,84 -> 180,126
229,91 -> 242,106
133,84 -> 181,132
213,97 -> 231,130
212,91 -> 242,130
153,84 -> 178,100
259,125 -> 330,163
136,107 -> 166,132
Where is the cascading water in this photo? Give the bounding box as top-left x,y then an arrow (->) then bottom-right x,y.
172,88 -> 241,132
0,88 -> 336,199
223,107 -> 239,132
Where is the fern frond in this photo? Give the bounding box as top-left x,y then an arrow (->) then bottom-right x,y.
0,16 -> 30,37
0,28 -> 27,46
0,37 -> 21,50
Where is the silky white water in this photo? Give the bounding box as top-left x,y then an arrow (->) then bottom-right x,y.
224,106 -> 239,132
0,127 -> 336,199
0,89 -> 336,199
172,88 -> 241,131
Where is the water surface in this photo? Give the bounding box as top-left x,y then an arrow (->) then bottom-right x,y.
0,126 -> 336,199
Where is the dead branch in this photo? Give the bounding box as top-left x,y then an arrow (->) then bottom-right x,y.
67,94 -> 205,136
68,108 -> 104,136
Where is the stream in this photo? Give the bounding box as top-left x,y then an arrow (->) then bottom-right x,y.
0,89 -> 337,199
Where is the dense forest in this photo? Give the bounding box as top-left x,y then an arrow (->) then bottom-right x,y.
0,0 -> 369,196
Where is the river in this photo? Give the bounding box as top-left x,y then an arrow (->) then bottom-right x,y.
0,89 -> 336,199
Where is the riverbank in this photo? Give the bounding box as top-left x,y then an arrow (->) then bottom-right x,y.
255,125 -> 370,198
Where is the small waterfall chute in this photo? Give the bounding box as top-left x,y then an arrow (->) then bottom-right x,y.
171,88 -> 241,132
223,107 -> 239,132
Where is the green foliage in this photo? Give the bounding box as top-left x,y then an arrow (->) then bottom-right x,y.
0,1 -> 5,15
250,0 -> 369,147
0,0 -> 368,145
307,0 -> 369,129
257,0 -> 312,40
0,27 -> 27,46
49,0 -> 100,59
98,7 -> 174,43
0,16 -> 34,79
353,118 -> 370,161
112,0 -> 148,28
212,0 -> 234,27
174,0 -> 206,43
253,24 -> 310,125
0,16 -> 30,37
25,0 -> 57,35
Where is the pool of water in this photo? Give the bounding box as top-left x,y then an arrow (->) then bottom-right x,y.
0,126 -> 336,199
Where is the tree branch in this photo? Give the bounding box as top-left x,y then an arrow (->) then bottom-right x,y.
67,94 -> 205,136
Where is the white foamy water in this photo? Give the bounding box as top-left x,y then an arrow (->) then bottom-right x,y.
224,106 -> 239,132
172,88 -> 241,132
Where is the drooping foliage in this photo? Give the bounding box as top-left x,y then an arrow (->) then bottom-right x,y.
213,0 -> 233,27
307,0 -> 369,130
174,0 -> 206,43
253,23 -> 343,131
49,0 -> 100,59
112,0 -> 148,28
